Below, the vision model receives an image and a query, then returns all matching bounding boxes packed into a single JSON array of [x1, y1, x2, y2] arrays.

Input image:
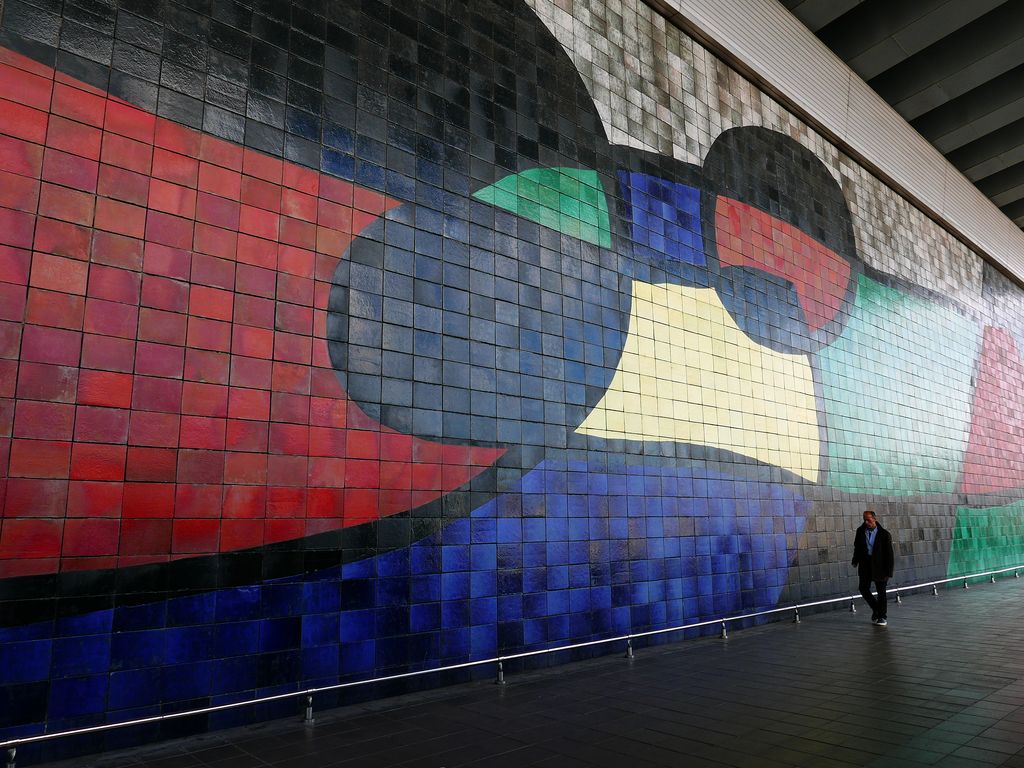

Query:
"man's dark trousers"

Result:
[[858, 564, 887, 620]]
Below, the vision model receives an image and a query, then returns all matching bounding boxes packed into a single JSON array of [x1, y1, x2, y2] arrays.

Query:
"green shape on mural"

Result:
[[818, 274, 981, 495], [948, 502, 1024, 577], [473, 167, 612, 248]]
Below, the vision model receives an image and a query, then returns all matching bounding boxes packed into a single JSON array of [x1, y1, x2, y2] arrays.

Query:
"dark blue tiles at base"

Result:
[[0, 640, 51, 684], [0, 460, 807, 744], [48, 675, 109, 719]]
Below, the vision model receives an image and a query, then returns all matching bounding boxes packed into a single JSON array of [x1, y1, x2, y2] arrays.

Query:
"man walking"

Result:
[[851, 510, 895, 625]]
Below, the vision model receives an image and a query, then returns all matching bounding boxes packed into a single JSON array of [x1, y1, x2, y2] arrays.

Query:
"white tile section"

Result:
[[656, 0, 1024, 282]]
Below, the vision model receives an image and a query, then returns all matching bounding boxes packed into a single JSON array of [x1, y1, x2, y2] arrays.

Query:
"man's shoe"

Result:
[[876, 618, 887, 626]]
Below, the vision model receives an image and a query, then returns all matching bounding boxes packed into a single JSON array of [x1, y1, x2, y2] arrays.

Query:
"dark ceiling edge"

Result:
[[639, 0, 1024, 293]]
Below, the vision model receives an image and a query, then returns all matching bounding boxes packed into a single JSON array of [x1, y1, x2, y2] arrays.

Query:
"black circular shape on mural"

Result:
[[700, 127, 861, 354]]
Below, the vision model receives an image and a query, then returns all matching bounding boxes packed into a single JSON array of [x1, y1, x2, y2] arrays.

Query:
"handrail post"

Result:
[[963, 578, 969, 589], [990, 574, 996, 584], [625, 638, 634, 659], [895, 591, 902, 605], [303, 695, 314, 726], [849, 601, 856, 613], [932, 584, 938, 596], [1016, 570, 1020, 578], [720, 621, 728, 639], [496, 661, 506, 686], [793, 607, 800, 624], [5, 747, 15, 768]]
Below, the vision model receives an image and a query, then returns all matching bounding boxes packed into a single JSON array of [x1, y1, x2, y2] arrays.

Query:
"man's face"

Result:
[[863, 512, 877, 529]]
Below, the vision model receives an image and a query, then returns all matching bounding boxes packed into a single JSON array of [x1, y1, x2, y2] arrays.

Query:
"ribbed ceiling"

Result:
[[783, 0, 1024, 230]]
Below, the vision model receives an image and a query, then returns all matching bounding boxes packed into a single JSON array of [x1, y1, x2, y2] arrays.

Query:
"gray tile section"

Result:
[[527, 0, 985, 300], [43, 577, 1024, 768]]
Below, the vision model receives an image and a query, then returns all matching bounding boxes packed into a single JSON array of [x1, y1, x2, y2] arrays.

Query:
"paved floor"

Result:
[[36, 578, 1024, 768]]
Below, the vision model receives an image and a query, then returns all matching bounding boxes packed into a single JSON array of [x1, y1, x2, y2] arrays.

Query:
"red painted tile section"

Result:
[[714, 197, 852, 332], [0, 46, 505, 577]]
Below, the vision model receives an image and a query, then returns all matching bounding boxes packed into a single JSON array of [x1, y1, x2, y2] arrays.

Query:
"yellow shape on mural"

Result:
[[576, 282, 821, 482]]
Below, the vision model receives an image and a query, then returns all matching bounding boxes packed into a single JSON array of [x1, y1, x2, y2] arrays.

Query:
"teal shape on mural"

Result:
[[948, 502, 1024, 577], [473, 167, 612, 248], [818, 274, 981, 495]]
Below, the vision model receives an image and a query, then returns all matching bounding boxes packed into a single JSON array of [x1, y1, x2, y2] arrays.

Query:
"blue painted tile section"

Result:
[[618, 172, 704, 266], [0, 460, 807, 739]]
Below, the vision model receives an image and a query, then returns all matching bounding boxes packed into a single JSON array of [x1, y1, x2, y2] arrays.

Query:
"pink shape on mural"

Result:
[[961, 326, 1024, 494]]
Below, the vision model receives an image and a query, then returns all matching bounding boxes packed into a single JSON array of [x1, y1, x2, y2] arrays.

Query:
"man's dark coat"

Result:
[[851, 523, 894, 582]]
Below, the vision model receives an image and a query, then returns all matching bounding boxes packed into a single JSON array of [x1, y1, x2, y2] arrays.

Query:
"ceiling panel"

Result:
[[786, 0, 1024, 232], [781, 0, 864, 33]]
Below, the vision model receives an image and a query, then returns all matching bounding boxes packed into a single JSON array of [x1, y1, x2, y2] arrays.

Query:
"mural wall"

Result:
[[2, 0, 1024, 757]]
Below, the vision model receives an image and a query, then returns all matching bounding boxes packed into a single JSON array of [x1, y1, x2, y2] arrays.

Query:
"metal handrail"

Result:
[[2, 563, 1021, 763]]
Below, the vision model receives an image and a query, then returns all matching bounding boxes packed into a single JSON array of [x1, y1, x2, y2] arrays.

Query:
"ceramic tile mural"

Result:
[[530, 0, 985, 300], [1, 0, 1024, 760]]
